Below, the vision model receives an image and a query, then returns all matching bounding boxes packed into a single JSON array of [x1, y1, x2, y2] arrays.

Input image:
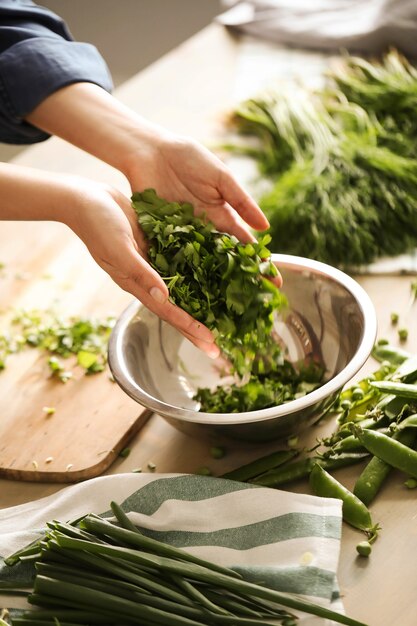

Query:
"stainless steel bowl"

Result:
[[108, 254, 377, 442]]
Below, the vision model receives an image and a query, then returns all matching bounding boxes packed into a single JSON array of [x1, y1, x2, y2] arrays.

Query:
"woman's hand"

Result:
[[66, 179, 221, 357], [124, 132, 271, 245], [24, 82, 282, 345], [26, 83, 272, 250], [0, 163, 219, 356], [26, 83, 280, 283]]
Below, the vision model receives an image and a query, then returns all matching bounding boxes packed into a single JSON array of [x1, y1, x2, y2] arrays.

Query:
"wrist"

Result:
[[0, 163, 82, 224], [118, 122, 172, 191], [26, 82, 172, 189]]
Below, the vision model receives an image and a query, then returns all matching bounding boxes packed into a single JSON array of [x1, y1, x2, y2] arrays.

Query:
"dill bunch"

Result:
[[227, 50, 417, 269]]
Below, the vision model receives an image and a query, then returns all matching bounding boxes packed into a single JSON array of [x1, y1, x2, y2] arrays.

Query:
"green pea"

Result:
[[287, 435, 299, 449], [351, 387, 365, 401], [370, 380, 417, 399], [404, 478, 417, 489], [340, 399, 352, 411], [210, 446, 226, 459], [371, 343, 410, 365], [330, 434, 366, 455], [398, 328, 408, 342], [390, 312, 399, 325], [195, 466, 212, 476], [356, 541, 372, 557]]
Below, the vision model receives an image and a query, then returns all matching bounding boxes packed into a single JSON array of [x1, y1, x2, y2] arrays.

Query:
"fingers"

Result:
[[132, 285, 220, 355], [271, 270, 283, 288], [179, 329, 221, 359], [217, 170, 270, 232], [205, 202, 256, 243], [115, 250, 219, 351]]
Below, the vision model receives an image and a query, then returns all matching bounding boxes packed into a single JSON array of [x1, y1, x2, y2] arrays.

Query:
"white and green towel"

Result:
[[0, 473, 344, 624]]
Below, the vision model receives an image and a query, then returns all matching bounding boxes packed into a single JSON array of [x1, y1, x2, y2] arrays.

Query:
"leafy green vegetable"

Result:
[[329, 50, 417, 159], [132, 190, 324, 413], [132, 188, 286, 378], [226, 50, 417, 269], [0, 309, 114, 381], [195, 361, 324, 413]]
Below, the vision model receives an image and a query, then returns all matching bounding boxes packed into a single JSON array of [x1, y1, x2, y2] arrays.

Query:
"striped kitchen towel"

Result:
[[0, 473, 343, 624]]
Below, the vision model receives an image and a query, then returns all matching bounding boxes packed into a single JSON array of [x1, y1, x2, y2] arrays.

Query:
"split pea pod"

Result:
[[392, 413, 417, 432], [351, 425, 417, 478], [353, 429, 417, 506], [395, 354, 417, 383], [309, 464, 378, 541]]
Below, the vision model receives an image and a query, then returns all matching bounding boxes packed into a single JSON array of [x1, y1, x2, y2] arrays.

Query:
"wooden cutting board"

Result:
[[0, 220, 152, 483]]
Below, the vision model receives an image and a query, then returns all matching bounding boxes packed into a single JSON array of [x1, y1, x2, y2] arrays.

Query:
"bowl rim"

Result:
[[108, 254, 377, 425]]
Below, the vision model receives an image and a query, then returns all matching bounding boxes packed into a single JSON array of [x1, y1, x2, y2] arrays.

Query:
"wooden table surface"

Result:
[[1, 23, 416, 626]]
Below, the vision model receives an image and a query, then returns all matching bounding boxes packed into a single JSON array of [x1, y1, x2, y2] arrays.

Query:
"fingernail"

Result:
[[150, 286, 167, 304], [207, 345, 221, 359]]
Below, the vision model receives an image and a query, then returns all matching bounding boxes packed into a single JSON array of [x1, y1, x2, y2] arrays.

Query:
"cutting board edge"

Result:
[[0, 409, 153, 483]]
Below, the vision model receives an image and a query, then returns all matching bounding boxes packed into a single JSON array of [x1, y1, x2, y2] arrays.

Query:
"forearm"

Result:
[[25, 82, 166, 181], [0, 162, 75, 223]]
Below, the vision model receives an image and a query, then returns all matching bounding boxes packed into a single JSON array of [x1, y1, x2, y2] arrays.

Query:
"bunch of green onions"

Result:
[[1, 502, 367, 626]]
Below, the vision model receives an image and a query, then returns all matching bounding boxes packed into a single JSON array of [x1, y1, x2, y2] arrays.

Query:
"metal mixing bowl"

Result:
[[108, 254, 377, 442]]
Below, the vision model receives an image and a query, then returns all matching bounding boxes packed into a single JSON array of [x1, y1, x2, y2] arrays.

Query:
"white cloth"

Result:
[[1, 472, 345, 624], [217, 0, 417, 56]]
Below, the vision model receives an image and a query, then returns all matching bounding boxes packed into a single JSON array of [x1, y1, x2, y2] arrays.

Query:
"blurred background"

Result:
[[0, 0, 222, 161], [41, 0, 222, 86]]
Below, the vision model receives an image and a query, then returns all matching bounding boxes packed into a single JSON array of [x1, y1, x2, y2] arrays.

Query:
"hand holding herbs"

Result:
[[132, 189, 283, 375], [1, 501, 368, 626], [132, 189, 323, 413]]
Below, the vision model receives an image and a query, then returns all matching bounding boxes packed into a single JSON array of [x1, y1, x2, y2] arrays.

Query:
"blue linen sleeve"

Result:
[[0, 0, 113, 145]]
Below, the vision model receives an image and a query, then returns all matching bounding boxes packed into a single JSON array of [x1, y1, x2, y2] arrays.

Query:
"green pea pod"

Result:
[[353, 429, 417, 506], [352, 426, 417, 478], [336, 414, 389, 439], [394, 413, 417, 432], [250, 453, 369, 488], [371, 344, 410, 365], [221, 449, 298, 482], [309, 464, 376, 536], [330, 434, 370, 454], [380, 395, 411, 420], [396, 355, 417, 383], [320, 453, 370, 471], [250, 458, 315, 487], [370, 380, 417, 399]]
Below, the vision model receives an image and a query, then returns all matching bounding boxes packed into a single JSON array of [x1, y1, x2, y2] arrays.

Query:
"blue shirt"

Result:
[[0, 0, 113, 144]]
